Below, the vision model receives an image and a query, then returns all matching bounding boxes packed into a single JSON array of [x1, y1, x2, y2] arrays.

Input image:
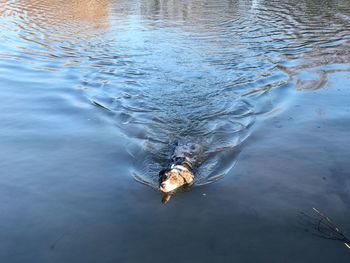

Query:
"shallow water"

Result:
[[0, 0, 350, 262]]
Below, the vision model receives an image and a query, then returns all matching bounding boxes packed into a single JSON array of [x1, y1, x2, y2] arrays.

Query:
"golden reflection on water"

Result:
[[0, 0, 112, 72], [0, 0, 110, 37], [0, 0, 109, 19]]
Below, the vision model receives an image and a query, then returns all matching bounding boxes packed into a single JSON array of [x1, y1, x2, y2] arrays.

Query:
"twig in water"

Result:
[[90, 99, 112, 112], [298, 207, 350, 249]]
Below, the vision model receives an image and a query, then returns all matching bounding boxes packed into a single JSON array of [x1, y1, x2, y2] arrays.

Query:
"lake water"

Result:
[[0, 0, 350, 262]]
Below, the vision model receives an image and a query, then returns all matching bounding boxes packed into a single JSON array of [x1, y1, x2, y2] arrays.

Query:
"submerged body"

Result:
[[159, 141, 202, 193]]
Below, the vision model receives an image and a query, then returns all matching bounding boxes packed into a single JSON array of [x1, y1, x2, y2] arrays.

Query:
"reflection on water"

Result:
[[0, 0, 109, 27], [1, 0, 350, 189]]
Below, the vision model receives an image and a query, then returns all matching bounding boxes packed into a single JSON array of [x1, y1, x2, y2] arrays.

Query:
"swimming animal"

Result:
[[159, 141, 202, 193]]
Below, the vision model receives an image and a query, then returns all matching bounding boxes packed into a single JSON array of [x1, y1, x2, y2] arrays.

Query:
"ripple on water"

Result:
[[0, 0, 350, 188]]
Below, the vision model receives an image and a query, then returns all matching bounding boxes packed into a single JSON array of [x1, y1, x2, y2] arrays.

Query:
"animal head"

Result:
[[159, 166, 194, 193]]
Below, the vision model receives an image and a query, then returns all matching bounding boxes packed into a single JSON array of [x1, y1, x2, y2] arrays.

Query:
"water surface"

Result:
[[0, 0, 350, 262]]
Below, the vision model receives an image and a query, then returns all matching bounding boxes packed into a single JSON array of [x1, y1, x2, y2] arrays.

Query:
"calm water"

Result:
[[1, 0, 350, 262]]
